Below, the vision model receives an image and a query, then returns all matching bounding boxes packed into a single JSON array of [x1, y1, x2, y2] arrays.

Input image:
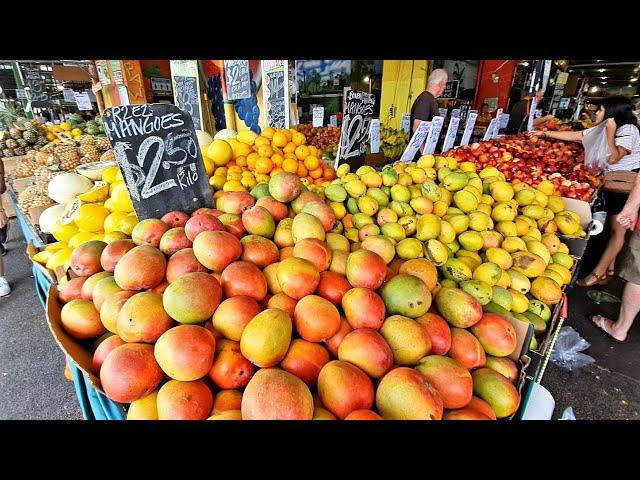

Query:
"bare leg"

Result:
[[578, 215, 626, 285], [592, 281, 640, 341]]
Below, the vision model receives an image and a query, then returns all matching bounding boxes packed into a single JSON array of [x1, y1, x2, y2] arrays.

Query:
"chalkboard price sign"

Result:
[[22, 67, 50, 106], [224, 60, 252, 101], [103, 103, 214, 220], [441, 80, 460, 100], [262, 60, 289, 129], [174, 76, 202, 130], [335, 90, 375, 168]]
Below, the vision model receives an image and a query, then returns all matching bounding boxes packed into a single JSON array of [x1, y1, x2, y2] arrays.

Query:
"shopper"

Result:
[[409, 68, 448, 135], [0, 158, 11, 297], [505, 89, 555, 134], [590, 171, 640, 342], [529, 96, 640, 286]]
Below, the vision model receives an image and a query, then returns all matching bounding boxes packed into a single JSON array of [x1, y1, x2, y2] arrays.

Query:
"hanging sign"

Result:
[[62, 89, 76, 102], [224, 60, 252, 100], [262, 60, 289, 128], [335, 90, 375, 168], [459, 111, 478, 146], [22, 66, 50, 106], [16, 89, 28, 100], [370, 118, 380, 154], [400, 121, 431, 163], [174, 76, 202, 130], [441, 117, 460, 153], [103, 103, 215, 220], [74, 92, 93, 111], [441, 80, 460, 99], [423, 115, 445, 154]]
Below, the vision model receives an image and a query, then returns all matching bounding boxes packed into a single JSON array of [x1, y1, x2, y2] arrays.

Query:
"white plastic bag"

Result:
[[582, 122, 611, 173], [550, 326, 595, 371], [559, 407, 576, 420]]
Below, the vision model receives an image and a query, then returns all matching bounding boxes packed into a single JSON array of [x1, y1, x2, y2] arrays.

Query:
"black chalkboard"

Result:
[[224, 60, 251, 100], [22, 67, 50, 107], [441, 80, 460, 100], [174, 76, 202, 130], [336, 90, 375, 169], [103, 103, 214, 220], [265, 69, 286, 128]]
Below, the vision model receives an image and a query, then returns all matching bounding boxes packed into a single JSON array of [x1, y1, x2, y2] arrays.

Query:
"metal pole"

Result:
[[11, 61, 33, 119]]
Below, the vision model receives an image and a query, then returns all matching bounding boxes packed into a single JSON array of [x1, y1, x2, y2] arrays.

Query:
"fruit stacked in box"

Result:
[[445, 132, 599, 202], [50, 140, 582, 420], [293, 125, 341, 163]]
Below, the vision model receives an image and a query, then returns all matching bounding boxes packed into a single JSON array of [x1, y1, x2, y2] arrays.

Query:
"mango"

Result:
[[459, 280, 493, 305]]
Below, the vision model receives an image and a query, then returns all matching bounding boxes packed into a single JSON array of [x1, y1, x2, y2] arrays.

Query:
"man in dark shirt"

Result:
[[505, 89, 554, 135], [410, 68, 448, 134]]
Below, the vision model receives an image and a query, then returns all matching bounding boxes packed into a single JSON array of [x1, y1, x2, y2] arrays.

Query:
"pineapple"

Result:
[[95, 136, 111, 152], [17, 138, 28, 148], [79, 144, 100, 162], [35, 151, 51, 165], [9, 127, 21, 140], [3, 148, 14, 157], [60, 153, 80, 171], [15, 157, 38, 178], [78, 134, 96, 146], [100, 149, 115, 162], [14, 147, 26, 156], [22, 129, 37, 144], [5, 138, 18, 149]]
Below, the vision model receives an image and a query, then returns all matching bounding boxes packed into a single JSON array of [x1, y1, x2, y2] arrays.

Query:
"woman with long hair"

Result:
[[529, 96, 640, 286]]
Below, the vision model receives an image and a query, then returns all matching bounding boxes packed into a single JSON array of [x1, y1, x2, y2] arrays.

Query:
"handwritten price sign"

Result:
[[400, 121, 431, 163], [335, 90, 375, 168]]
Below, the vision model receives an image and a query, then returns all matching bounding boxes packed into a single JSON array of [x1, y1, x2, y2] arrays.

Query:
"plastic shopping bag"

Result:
[[582, 122, 611, 173], [550, 326, 595, 372]]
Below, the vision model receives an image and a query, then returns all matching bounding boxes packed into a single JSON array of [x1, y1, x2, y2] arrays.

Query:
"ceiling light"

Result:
[[596, 60, 602, 62], [521, 61, 529, 67], [601, 82, 607, 85], [363, 76, 370, 83], [601, 76, 608, 79], [597, 69, 606, 73], [631, 78, 638, 82], [590, 86, 599, 93]]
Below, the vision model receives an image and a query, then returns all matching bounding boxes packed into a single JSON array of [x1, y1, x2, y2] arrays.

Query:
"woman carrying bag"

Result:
[[529, 96, 640, 286], [0, 157, 11, 297]]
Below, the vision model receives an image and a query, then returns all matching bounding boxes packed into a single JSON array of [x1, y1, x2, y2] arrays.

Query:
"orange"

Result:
[[271, 153, 284, 167], [255, 157, 274, 174], [297, 163, 308, 177], [307, 146, 319, 157], [257, 145, 273, 158], [254, 136, 271, 147], [235, 155, 247, 167], [284, 152, 297, 160], [282, 157, 298, 173], [309, 167, 323, 179], [272, 131, 289, 148], [292, 131, 306, 146], [283, 142, 296, 154], [323, 167, 336, 180], [304, 155, 320, 170], [282, 130, 293, 142], [246, 152, 259, 170], [295, 145, 310, 161], [271, 167, 283, 175], [272, 147, 284, 156], [262, 127, 276, 139]]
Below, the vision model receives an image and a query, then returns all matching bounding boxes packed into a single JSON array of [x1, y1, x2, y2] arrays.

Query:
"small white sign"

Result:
[[527, 98, 538, 132], [401, 113, 411, 133], [400, 121, 431, 163], [438, 108, 448, 119], [16, 89, 28, 100], [483, 119, 499, 140], [460, 112, 478, 146], [559, 97, 570, 109], [370, 119, 380, 154], [423, 115, 445, 154], [329, 115, 337, 127], [62, 88, 76, 102], [312, 106, 324, 127], [441, 117, 460, 153], [451, 109, 461, 118], [492, 109, 503, 139], [499, 113, 510, 129], [74, 91, 93, 111]]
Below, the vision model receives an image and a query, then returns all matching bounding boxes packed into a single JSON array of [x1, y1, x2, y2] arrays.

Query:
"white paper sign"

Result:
[[483, 119, 498, 140], [451, 109, 461, 118], [441, 117, 460, 153], [312, 106, 324, 127], [329, 115, 337, 127], [492, 109, 503, 139], [559, 98, 570, 109], [74, 91, 93, 111], [401, 113, 411, 133], [62, 89, 76, 102], [438, 108, 448, 119], [460, 112, 478, 146], [370, 119, 380, 154], [499, 113, 510, 129], [16, 89, 28, 100], [527, 98, 538, 132], [423, 116, 445, 155], [400, 121, 431, 163]]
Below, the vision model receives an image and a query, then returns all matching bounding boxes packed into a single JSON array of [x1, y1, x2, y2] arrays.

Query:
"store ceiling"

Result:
[[567, 60, 640, 87]]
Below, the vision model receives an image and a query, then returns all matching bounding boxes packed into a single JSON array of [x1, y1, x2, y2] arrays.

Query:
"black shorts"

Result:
[[0, 224, 7, 245]]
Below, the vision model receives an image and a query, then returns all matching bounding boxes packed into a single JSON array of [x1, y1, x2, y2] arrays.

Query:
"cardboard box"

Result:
[[1, 191, 15, 218], [26, 242, 58, 285], [603, 171, 636, 194], [1, 155, 24, 177], [10, 176, 34, 194], [560, 197, 593, 259]]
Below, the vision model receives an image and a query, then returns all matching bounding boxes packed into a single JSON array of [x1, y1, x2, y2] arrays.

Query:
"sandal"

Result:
[[576, 272, 605, 287], [589, 314, 627, 343]]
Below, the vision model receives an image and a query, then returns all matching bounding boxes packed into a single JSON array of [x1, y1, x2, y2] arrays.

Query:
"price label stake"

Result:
[[103, 103, 215, 220], [483, 118, 498, 141], [370, 119, 380, 154], [400, 121, 431, 163], [459, 112, 478, 146], [312, 106, 324, 127], [441, 117, 460, 153], [527, 98, 538, 132], [438, 108, 448, 119], [423, 116, 445, 154], [401, 113, 411, 133], [329, 115, 337, 127]]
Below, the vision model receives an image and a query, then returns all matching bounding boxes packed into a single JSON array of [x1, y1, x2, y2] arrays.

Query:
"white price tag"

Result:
[[62, 89, 76, 102], [499, 113, 510, 129], [527, 98, 538, 132], [492, 109, 503, 139], [451, 109, 461, 118], [483, 119, 498, 140], [438, 108, 448, 119], [370, 119, 380, 154], [329, 115, 337, 127], [312, 106, 324, 127], [423, 115, 445, 154], [400, 121, 431, 163], [74, 91, 93, 111], [459, 112, 478, 146], [401, 113, 411, 133], [441, 117, 460, 153]]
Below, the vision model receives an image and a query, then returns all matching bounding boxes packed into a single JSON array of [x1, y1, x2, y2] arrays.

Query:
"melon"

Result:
[[214, 129, 237, 141], [196, 130, 214, 149], [39, 204, 65, 233], [47, 173, 93, 204]]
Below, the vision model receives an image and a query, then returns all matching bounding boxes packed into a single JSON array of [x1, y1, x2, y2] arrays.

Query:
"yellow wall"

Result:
[[379, 60, 433, 130]]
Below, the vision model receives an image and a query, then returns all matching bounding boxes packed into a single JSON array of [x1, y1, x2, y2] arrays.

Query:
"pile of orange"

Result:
[[225, 127, 336, 188]]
